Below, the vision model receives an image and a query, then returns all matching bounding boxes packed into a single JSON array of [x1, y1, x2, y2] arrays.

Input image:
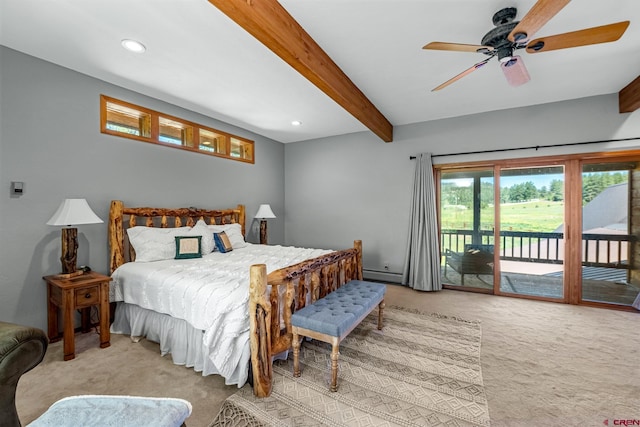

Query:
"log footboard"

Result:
[[249, 240, 363, 397]]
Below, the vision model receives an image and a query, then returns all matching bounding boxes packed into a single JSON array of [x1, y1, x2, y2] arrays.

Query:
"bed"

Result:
[[107, 200, 362, 397]]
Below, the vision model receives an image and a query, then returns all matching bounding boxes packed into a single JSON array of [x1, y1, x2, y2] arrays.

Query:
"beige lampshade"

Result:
[[46, 199, 103, 226]]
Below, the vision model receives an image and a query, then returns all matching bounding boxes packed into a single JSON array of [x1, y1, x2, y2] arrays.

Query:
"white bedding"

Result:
[[110, 243, 332, 386]]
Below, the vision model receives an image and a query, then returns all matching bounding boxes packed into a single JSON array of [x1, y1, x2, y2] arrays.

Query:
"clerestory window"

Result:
[[100, 95, 254, 164]]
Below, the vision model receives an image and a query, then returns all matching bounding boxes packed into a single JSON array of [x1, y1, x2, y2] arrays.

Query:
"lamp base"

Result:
[[259, 220, 268, 245], [58, 227, 80, 279]]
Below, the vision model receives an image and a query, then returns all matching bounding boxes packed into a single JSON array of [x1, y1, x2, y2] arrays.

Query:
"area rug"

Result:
[[210, 306, 490, 426]]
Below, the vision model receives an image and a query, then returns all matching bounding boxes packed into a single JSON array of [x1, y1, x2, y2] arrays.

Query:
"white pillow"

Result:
[[208, 223, 247, 249], [190, 220, 215, 255], [127, 226, 191, 262]]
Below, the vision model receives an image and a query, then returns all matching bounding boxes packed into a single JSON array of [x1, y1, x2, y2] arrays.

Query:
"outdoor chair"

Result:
[[444, 244, 494, 286]]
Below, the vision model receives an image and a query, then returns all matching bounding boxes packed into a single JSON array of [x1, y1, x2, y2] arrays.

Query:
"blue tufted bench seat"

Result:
[[291, 280, 386, 391]]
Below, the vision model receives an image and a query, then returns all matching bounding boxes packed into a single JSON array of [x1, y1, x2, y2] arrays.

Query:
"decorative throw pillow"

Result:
[[175, 236, 202, 259], [127, 226, 191, 262], [208, 223, 247, 249], [213, 231, 233, 253], [190, 220, 215, 255]]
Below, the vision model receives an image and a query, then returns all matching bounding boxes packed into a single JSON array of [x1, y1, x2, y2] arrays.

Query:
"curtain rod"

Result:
[[409, 136, 640, 160]]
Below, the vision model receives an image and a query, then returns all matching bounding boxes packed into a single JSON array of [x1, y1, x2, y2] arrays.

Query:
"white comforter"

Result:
[[110, 243, 332, 384]]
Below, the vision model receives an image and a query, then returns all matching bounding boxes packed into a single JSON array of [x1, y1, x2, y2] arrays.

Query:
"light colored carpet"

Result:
[[210, 306, 490, 426], [386, 286, 640, 427], [15, 285, 640, 426], [16, 332, 238, 427]]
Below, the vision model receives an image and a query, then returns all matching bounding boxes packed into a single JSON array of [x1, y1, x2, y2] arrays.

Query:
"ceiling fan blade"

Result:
[[423, 42, 493, 53], [432, 59, 491, 91], [526, 21, 630, 53], [508, 0, 571, 43]]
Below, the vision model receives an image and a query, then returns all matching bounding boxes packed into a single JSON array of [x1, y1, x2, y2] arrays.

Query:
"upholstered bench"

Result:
[[28, 395, 192, 427], [291, 280, 386, 392]]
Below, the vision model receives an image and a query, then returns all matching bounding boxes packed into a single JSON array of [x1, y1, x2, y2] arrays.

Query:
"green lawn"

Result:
[[441, 200, 564, 233]]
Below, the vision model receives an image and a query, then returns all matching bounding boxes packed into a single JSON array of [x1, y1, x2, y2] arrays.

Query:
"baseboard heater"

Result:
[[363, 269, 403, 284]]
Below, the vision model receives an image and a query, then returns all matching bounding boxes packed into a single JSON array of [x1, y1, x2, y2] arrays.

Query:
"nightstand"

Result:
[[44, 271, 111, 360]]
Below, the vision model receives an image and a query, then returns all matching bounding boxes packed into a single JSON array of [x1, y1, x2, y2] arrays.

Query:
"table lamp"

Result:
[[47, 199, 103, 278], [255, 204, 276, 245]]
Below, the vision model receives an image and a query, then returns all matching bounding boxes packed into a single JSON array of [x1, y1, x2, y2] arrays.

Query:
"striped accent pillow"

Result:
[[213, 231, 233, 253]]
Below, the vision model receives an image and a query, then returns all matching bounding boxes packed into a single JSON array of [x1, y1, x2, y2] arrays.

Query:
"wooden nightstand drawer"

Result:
[[74, 285, 100, 307]]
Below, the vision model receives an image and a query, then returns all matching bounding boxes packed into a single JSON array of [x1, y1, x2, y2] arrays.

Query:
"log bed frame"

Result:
[[108, 200, 362, 397]]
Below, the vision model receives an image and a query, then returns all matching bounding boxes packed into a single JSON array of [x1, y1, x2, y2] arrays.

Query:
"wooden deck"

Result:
[[441, 266, 640, 306]]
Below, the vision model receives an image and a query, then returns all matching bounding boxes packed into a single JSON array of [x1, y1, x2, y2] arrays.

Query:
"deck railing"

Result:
[[441, 229, 635, 269]]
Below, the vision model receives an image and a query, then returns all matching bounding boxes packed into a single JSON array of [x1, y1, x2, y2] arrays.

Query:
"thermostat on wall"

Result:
[[11, 181, 24, 195]]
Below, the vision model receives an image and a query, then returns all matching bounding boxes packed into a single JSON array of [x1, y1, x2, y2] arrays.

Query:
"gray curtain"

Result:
[[402, 153, 442, 291]]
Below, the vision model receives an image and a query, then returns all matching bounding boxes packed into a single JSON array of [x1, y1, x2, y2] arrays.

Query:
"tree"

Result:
[[582, 171, 628, 204], [505, 181, 538, 202], [441, 182, 473, 208], [548, 179, 563, 201], [500, 186, 510, 203], [480, 181, 494, 208], [538, 185, 548, 200], [523, 181, 538, 201], [582, 174, 603, 204]]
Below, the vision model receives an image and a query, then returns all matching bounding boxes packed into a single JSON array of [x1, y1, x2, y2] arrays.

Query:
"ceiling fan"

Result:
[[423, 0, 630, 91]]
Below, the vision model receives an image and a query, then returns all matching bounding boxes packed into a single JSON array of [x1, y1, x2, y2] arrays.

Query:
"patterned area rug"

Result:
[[210, 306, 490, 426]]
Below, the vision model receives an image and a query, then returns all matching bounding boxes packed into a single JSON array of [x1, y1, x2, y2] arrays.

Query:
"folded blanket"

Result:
[[28, 395, 192, 427]]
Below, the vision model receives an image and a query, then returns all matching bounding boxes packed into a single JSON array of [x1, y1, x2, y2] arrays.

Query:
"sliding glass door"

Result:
[[440, 169, 494, 290], [498, 166, 565, 300], [437, 152, 640, 310], [580, 161, 639, 306]]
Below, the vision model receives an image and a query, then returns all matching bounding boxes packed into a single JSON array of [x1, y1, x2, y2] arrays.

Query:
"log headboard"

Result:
[[108, 200, 245, 274]]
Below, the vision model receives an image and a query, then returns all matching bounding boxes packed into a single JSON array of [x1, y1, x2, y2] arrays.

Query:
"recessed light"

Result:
[[291, 120, 302, 126], [121, 39, 146, 53]]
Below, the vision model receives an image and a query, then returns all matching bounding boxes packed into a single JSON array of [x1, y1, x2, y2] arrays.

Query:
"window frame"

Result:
[[100, 95, 255, 164]]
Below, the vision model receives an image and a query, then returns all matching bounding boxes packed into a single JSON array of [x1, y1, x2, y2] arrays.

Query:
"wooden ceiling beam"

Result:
[[208, 0, 393, 142], [619, 75, 640, 113]]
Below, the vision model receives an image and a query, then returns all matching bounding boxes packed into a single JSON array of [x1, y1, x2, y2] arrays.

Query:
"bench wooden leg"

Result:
[[292, 331, 301, 378], [330, 338, 340, 392], [377, 300, 385, 330]]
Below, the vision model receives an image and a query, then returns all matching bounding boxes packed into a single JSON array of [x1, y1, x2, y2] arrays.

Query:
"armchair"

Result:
[[0, 321, 48, 427]]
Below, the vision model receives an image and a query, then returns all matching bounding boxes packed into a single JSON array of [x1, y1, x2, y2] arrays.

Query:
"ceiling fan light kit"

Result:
[[423, 0, 630, 90], [501, 56, 531, 87]]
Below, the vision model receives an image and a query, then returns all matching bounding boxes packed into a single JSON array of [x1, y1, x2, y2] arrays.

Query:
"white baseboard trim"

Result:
[[363, 269, 403, 284]]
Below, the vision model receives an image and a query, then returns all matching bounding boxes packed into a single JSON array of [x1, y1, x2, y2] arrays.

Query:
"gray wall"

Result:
[[3, 44, 640, 329], [284, 94, 640, 280], [0, 47, 285, 329]]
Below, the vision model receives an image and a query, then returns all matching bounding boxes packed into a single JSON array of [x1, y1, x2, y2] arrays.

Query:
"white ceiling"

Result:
[[1, 0, 639, 143]]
